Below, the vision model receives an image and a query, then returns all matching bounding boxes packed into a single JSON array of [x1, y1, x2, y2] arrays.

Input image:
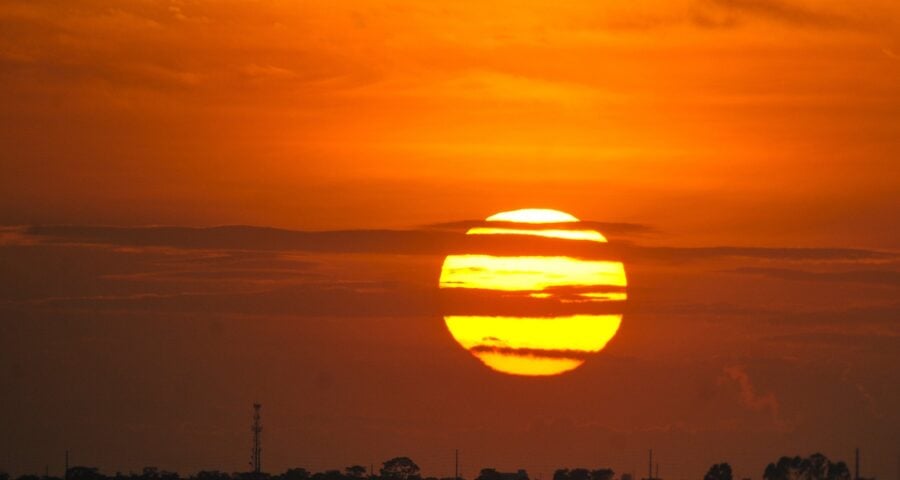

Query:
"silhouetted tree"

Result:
[[345, 467, 367, 479], [705, 464, 732, 480], [476, 470, 526, 480], [18, 475, 41, 480], [68, 467, 103, 480], [590, 469, 614, 480], [478, 470, 500, 480], [194, 471, 231, 480], [828, 464, 850, 480], [281, 469, 310, 480], [809, 455, 850, 480], [553, 468, 612, 480], [380, 458, 420, 480], [142, 469, 161, 480], [310, 471, 343, 480], [569, 470, 590, 480], [763, 454, 850, 480]]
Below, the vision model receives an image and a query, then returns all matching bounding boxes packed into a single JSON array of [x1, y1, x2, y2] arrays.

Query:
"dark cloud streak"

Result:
[[23, 225, 895, 262], [729, 267, 900, 286]]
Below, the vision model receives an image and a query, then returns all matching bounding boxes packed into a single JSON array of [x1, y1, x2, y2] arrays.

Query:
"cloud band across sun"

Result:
[[439, 209, 627, 376]]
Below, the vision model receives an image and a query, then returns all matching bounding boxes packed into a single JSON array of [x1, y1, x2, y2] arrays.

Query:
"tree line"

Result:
[[0, 453, 857, 480]]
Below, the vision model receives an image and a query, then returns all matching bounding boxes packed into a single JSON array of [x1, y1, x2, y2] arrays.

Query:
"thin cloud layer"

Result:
[[22, 225, 896, 262], [729, 267, 900, 286], [692, 0, 856, 29]]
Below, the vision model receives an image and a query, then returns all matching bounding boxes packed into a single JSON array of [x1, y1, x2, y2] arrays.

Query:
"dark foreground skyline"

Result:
[[1, 452, 870, 480]]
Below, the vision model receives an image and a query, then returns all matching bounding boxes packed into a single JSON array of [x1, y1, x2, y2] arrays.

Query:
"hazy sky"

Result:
[[0, 1, 898, 480]]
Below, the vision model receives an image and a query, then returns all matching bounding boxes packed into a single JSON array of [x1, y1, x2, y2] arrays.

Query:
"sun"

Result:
[[439, 208, 627, 376]]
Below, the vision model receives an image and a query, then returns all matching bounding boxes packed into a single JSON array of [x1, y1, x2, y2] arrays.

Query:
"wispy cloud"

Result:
[[22, 225, 895, 262], [23, 281, 437, 317], [692, 0, 855, 29], [728, 267, 900, 286], [883, 48, 900, 60], [424, 220, 655, 235]]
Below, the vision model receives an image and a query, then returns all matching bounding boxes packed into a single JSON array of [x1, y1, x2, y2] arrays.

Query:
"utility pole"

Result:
[[250, 403, 262, 475]]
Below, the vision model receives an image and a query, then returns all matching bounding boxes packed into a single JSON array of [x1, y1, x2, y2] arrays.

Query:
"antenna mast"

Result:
[[251, 403, 262, 475]]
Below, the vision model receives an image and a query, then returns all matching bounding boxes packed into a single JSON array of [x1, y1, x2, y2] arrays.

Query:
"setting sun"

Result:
[[439, 209, 627, 376], [485, 209, 580, 224]]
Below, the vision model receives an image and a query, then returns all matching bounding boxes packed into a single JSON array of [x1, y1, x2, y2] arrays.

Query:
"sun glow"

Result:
[[439, 209, 627, 376], [474, 352, 585, 377], [467, 227, 607, 243], [486, 208, 579, 224], [440, 255, 626, 291], [445, 315, 622, 352], [444, 315, 622, 376]]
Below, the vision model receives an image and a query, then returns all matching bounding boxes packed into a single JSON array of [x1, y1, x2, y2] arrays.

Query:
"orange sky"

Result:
[[1, 0, 899, 246], [1, 1, 899, 480]]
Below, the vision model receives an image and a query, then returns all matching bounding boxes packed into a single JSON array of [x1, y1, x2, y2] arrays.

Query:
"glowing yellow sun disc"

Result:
[[439, 209, 627, 376]]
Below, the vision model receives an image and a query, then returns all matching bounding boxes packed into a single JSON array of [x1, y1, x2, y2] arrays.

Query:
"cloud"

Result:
[[7, 224, 896, 326], [0, 0, 381, 104], [721, 365, 781, 419], [728, 267, 900, 286], [883, 48, 900, 60], [23, 225, 895, 263], [241, 63, 299, 80], [623, 245, 894, 262], [765, 303, 900, 328], [424, 219, 655, 236], [0, 226, 37, 246], [761, 331, 900, 350], [24, 225, 461, 254], [692, 0, 853, 29], [22, 281, 439, 317], [853, 381, 885, 419]]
